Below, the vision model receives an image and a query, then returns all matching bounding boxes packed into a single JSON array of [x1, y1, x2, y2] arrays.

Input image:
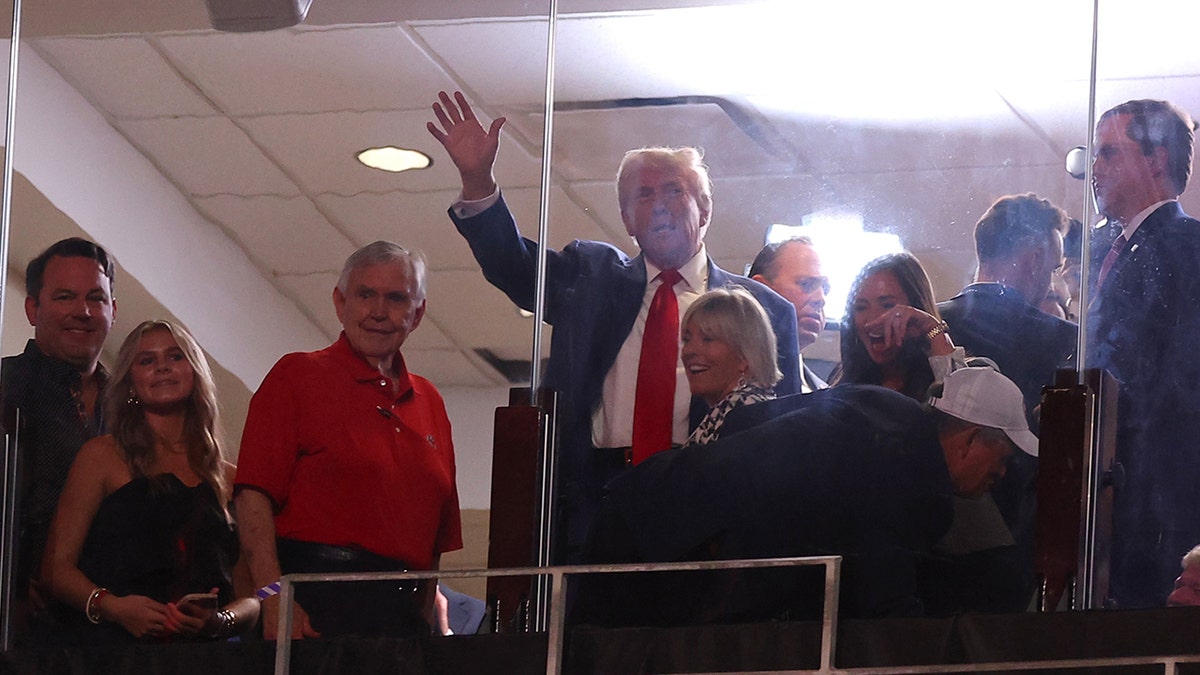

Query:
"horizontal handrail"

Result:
[[274, 555, 842, 675]]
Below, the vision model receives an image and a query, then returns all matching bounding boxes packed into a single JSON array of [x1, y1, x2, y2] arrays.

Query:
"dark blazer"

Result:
[[1087, 200, 1200, 608], [585, 385, 954, 620], [939, 283, 1076, 420], [450, 195, 801, 558]]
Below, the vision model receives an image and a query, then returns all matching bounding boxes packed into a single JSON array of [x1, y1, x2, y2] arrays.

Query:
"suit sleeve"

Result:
[[448, 192, 576, 326]]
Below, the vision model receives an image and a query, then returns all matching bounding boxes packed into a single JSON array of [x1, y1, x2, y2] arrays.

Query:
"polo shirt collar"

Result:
[[332, 332, 414, 396]]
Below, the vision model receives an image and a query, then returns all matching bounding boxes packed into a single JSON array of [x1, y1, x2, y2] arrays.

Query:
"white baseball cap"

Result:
[[929, 366, 1039, 457]]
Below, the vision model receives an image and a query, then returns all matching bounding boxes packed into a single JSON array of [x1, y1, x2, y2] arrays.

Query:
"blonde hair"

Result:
[[105, 320, 227, 499], [682, 287, 781, 388], [616, 146, 713, 218]]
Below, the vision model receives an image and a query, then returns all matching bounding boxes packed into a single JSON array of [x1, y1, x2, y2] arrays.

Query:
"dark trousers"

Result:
[[275, 538, 429, 638]]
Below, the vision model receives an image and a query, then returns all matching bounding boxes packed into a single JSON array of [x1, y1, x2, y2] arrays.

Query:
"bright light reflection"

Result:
[[356, 147, 432, 173], [564, 0, 1094, 125], [766, 210, 903, 324]]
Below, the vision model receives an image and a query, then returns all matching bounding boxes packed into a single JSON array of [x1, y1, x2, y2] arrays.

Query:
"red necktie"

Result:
[[631, 269, 683, 465], [1095, 233, 1127, 289]]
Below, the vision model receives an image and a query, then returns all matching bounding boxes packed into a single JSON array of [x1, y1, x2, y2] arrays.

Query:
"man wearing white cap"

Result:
[[582, 366, 1035, 622]]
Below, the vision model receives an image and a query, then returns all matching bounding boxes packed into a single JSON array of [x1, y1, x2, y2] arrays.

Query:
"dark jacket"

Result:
[[1087, 200, 1200, 608], [586, 385, 954, 620]]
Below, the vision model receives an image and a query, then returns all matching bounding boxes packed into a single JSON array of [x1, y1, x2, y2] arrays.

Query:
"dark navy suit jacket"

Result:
[[450, 195, 801, 558], [586, 385, 954, 620], [939, 283, 1076, 420], [1087, 200, 1200, 608]]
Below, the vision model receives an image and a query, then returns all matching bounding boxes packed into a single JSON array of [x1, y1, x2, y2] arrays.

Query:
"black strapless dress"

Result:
[[63, 474, 238, 644]]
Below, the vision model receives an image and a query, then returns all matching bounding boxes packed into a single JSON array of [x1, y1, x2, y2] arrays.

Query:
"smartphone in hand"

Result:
[[177, 592, 218, 618]]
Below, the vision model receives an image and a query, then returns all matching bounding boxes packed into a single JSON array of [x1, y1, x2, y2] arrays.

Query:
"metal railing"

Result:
[[274, 555, 842, 675], [272, 556, 1200, 675]]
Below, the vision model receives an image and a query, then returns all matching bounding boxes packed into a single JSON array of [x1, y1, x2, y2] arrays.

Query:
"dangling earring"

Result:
[[127, 389, 140, 406]]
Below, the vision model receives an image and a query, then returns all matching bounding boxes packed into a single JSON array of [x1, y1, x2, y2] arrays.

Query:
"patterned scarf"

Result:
[[684, 381, 775, 447]]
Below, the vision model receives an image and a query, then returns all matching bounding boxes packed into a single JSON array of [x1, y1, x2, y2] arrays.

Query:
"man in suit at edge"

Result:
[[930, 194, 1076, 613], [427, 90, 801, 562], [1088, 99, 1200, 608], [749, 237, 830, 392], [940, 194, 1077, 423]]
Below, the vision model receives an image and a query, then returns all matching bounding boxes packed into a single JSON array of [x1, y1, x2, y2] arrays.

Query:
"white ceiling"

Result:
[[5, 0, 1200, 402]]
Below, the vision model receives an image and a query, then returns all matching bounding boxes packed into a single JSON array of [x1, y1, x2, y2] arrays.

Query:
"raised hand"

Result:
[[427, 90, 506, 200], [862, 305, 943, 349]]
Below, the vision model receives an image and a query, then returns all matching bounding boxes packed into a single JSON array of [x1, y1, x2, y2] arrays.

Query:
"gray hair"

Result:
[[337, 241, 427, 300], [682, 287, 781, 388]]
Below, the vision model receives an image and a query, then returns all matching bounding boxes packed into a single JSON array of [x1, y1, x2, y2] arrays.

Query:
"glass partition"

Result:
[[6, 0, 1200, 655], [0, 0, 553, 643], [544, 0, 1097, 622], [1, 0, 19, 651], [1087, 0, 1200, 610]]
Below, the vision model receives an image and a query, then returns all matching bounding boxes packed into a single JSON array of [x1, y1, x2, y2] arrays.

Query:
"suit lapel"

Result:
[[1104, 203, 1176, 293], [706, 258, 729, 290]]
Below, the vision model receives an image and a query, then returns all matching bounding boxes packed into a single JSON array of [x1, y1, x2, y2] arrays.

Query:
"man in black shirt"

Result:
[[2, 238, 116, 640]]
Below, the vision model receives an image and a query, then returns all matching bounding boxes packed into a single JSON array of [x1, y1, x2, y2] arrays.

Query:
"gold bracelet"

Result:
[[925, 321, 950, 341]]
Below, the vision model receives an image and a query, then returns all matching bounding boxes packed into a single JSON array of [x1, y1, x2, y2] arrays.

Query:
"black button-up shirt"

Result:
[[2, 339, 107, 582]]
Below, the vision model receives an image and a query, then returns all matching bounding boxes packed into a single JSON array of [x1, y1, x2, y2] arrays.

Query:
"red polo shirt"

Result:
[[235, 334, 462, 569]]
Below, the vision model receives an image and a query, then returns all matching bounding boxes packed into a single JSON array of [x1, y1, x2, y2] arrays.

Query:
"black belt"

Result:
[[595, 445, 681, 468], [276, 538, 414, 583], [596, 446, 634, 467], [274, 539, 425, 637]]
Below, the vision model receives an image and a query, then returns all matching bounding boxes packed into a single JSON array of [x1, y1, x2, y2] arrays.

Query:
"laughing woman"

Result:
[[832, 253, 962, 400], [41, 320, 258, 644], [680, 288, 781, 446]]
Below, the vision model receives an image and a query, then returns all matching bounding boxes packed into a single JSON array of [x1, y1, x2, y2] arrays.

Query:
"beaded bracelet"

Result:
[[85, 587, 109, 624]]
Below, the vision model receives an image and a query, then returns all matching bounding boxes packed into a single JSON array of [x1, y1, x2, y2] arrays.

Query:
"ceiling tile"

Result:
[[156, 25, 459, 116], [422, 270, 548, 357], [240, 109, 543, 196], [33, 35, 219, 119], [315, 188, 483, 270], [193, 194, 357, 274], [412, 19, 550, 106], [401, 349, 502, 388], [271, 271, 342, 342], [116, 116, 300, 196], [316, 184, 618, 272]]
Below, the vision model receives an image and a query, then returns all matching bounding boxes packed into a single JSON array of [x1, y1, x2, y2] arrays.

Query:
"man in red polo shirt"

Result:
[[234, 241, 462, 639]]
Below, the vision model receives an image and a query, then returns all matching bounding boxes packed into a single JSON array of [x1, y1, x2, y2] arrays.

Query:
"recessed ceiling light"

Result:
[[356, 146, 432, 173]]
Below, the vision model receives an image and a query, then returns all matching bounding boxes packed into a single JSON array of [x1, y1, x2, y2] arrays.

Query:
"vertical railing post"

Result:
[[273, 578, 295, 675]]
